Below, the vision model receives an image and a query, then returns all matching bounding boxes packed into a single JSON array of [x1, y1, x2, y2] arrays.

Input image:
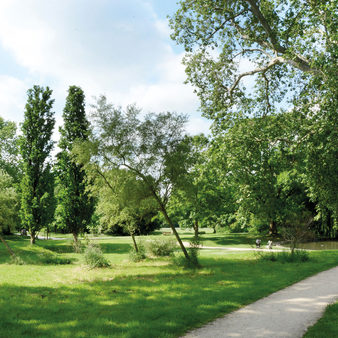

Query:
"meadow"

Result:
[[1, 230, 337, 337]]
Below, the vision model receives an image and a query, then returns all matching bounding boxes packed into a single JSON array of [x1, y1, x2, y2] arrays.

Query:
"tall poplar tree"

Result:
[[19, 86, 55, 244], [55, 86, 94, 242]]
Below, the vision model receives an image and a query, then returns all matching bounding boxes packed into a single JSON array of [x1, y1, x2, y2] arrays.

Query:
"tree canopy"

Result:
[[74, 97, 194, 261]]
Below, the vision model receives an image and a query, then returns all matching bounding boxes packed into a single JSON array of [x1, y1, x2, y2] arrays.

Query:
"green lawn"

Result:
[[304, 302, 338, 338], [0, 233, 337, 337]]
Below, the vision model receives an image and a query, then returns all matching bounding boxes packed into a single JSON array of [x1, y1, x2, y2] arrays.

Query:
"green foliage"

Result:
[[258, 250, 310, 263], [84, 242, 110, 268], [168, 134, 233, 235], [0, 116, 20, 182], [91, 168, 160, 236], [9, 255, 25, 265], [0, 170, 19, 234], [129, 241, 146, 262], [55, 86, 94, 242], [148, 237, 176, 257], [19, 85, 55, 243], [73, 98, 192, 261], [170, 0, 338, 238]]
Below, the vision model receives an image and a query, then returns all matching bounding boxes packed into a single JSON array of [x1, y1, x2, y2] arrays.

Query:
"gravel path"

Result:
[[184, 266, 338, 338]]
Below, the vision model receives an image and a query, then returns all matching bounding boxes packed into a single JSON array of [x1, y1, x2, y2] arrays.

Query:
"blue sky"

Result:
[[0, 0, 211, 139]]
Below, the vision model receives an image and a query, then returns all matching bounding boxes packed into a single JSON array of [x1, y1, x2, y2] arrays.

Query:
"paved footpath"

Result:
[[184, 266, 338, 338]]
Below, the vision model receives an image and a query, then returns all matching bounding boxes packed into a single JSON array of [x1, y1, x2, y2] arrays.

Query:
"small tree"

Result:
[[92, 168, 156, 252], [19, 86, 55, 244], [55, 86, 94, 242], [280, 213, 315, 254], [74, 98, 192, 262]]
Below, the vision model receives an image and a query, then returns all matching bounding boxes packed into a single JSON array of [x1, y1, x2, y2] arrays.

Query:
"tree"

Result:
[[92, 168, 158, 252], [168, 135, 230, 237], [0, 170, 19, 257], [55, 86, 94, 242], [19, 86, 55, 244], [170, 0, 337, 231], [213, 114, 314, 235], [74, 97, 193, 262], [0, 117, 20, 180]]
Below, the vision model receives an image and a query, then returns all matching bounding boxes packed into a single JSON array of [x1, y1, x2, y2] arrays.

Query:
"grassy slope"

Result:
[[0, 234, 337, 338]]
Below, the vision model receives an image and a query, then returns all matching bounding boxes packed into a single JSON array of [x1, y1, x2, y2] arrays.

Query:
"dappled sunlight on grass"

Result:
[[0, 234, 337, 337]]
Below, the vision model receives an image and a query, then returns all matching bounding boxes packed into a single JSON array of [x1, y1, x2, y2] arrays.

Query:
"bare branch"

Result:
[[229, 57, 283, 98], [231, 48, 272, 59], [262, 72, 270, 115]]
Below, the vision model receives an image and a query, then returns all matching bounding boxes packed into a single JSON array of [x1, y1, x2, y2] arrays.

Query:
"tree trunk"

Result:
[[131, 234, 138, 253], [0, 234, 16, 257], [159, 203, 190, 261], [193, 219, 199, 238], [30, 231, 36, 244], [73, 232, 78, 243], [269, 220, 277, 236]]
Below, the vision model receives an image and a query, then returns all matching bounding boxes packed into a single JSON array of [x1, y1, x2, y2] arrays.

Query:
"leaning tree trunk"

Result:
[[157, 201, 191, 262], [0, 233, 16, 257], [131, 233, 139, 253]]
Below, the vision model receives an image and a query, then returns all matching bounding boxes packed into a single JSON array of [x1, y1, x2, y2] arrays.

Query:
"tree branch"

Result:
[[229, 57, 283, 98]]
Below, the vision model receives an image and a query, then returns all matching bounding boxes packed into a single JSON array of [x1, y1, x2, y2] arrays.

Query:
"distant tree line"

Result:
[[1, 1, 337, 260]]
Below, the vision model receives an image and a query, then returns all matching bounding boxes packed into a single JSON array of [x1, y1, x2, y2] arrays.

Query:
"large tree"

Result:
[[170, 0, 338, 230], [74, 97, 193, 262], [213, 114, 313, 235], [55, 86, 94, 242], [19, 86, 55, 244]]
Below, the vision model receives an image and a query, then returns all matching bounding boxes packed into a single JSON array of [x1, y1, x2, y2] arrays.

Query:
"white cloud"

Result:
[[0, 0, 203, 136], [0, 75, 27, 124], [186, 116, 212, 136]]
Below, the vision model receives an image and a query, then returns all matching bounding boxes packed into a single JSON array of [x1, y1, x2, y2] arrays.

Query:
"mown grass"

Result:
[[304, 302, 338, 338], [0, 233, 337, 337]]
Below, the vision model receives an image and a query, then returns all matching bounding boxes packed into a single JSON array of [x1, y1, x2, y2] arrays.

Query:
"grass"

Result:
[[304, 302, 338, 337], [0, 232, 337, 337]]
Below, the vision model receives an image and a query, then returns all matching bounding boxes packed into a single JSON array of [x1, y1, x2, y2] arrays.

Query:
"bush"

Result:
[[9, 256, 25, 265], [148, 238, 176, 257], [129, 241, 146, 262], [84, 242, 110, 268], [173, 238, 201, 269], [258, 250, 310, 263], [72, 239, 83, 253]]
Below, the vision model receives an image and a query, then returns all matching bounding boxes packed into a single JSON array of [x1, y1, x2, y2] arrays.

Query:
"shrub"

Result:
[[129, 241, 146, 262], [173, 238, 201, 269], [148, 238, 176, 257], [9, 256, 25, 265], [72, 239, 83, 253], [84, 242, 110, 268], [258, 250, 310, 263]]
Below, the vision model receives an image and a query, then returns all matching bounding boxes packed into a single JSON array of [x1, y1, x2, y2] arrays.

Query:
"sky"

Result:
[[0, 0, 211, 141]]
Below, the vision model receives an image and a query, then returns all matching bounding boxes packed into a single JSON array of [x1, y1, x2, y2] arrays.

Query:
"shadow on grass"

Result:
[[1, 252, 337, 338], [182, 233, 257, 247]]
